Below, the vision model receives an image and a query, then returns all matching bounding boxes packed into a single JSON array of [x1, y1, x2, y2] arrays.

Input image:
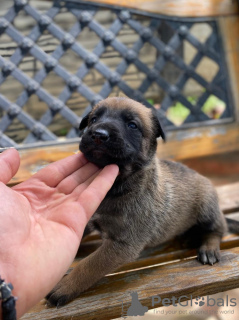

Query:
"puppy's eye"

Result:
[[91, 117, 97, 124], [128, 121, 137, 129]]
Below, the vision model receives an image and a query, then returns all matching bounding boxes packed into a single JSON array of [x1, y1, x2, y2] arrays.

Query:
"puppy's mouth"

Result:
[[86, 145, 112, 160], [80, 138, 133, 167]]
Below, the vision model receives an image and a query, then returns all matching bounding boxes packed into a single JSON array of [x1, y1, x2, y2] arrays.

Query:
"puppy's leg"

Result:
[[197, 198, 226, 265], [46, 239, 141, 307], [197, 232, 222, 265]]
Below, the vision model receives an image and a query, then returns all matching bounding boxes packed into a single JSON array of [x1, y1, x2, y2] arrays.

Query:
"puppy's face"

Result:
[[79, 97, 165, 169]]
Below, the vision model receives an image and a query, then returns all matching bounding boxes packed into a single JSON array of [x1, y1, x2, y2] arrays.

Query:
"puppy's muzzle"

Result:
[[90, 128, 109, 145]]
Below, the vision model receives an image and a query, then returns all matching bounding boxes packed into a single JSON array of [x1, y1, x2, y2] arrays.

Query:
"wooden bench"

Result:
[[0, 0, 239, 319]]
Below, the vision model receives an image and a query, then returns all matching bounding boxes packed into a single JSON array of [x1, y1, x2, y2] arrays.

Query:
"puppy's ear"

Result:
[[79, 113, 90, 135], [151, 108, 166, 141]]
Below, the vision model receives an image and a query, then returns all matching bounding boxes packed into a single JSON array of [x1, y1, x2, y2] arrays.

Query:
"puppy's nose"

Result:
[[91, 129, 109, 144]]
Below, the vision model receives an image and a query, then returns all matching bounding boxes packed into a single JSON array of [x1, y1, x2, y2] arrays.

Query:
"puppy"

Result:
[[47, 97, 227, 307]]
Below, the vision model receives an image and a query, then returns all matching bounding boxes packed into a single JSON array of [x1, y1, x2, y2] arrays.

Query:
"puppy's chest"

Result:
[[89, 212, 128, 240], [88, 191, 162, 242], [89, 195, 146, 239]]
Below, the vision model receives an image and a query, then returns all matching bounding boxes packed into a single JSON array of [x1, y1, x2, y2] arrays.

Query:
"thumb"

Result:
[[0, 148, 20, 184]]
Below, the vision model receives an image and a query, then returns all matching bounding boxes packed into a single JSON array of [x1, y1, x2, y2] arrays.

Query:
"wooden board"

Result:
[[182, 151, 239, 186], [217, 182, 239, 213], [72, 232, 239, 273], [157, 123, 239, 161], [8, 142, 80, 186], [21, 247, 239, 320], [83, 0, 239, 17]]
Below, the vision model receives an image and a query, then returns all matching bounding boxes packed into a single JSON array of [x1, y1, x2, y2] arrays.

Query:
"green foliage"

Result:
[[167, 100, 191, 126], [166, 95, 225, 125], [147, 94, 225, 125], [58, 128, 68, 136], [201, 95, 226, 116], [147, 98, 155, 105]]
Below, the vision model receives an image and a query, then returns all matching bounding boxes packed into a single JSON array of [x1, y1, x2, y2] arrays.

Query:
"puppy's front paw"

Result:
[[46, 275, 79, 307], [197, 246, 221, 265]]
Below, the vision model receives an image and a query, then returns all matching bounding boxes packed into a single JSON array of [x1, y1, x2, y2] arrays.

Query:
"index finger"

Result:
[[77, 164, 119, 220], [32, 152, 89, 187]]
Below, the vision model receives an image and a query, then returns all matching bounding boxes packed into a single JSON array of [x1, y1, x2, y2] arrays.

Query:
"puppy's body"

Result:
[[47, 97, 226, 306], [90, 158, 225, 248]]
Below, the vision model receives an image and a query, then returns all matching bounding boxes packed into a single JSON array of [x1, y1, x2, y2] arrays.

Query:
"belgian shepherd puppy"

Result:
[[47, 97, 227, 307]]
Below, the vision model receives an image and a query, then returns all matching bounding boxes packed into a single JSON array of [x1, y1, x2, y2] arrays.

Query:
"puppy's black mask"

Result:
[[79, 98, 165, 170]]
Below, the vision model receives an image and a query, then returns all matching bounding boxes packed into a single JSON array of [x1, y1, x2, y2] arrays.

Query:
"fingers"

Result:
[[0, 148, 20, 184], [71, 168, 104, 196], [57, 162, 100, 194], [77, 164, 119, 220], [32, 153, 88, 187]]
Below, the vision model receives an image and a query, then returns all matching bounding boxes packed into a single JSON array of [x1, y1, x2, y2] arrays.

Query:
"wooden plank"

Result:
[[182, 151, 239, 186], [21, 247, 239, 320], [72, 234, 239, 273], [183, 151, 239, 177], [217, 182, 239, 213], [83, 0, 239, 17], [8, 142, 80, 186], [226, 212, 239, 221], [158, 123, 239, 161]]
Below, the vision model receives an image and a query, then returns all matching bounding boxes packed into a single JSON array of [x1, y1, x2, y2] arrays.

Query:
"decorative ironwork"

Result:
[[0, 0, 234, 147]]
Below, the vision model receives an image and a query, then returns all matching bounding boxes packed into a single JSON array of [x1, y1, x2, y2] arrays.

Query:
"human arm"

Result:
[[0, 149, 118, 319]]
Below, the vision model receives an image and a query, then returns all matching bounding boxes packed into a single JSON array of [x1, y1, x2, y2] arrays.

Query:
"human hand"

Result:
[[0, 149, 118, 318]]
